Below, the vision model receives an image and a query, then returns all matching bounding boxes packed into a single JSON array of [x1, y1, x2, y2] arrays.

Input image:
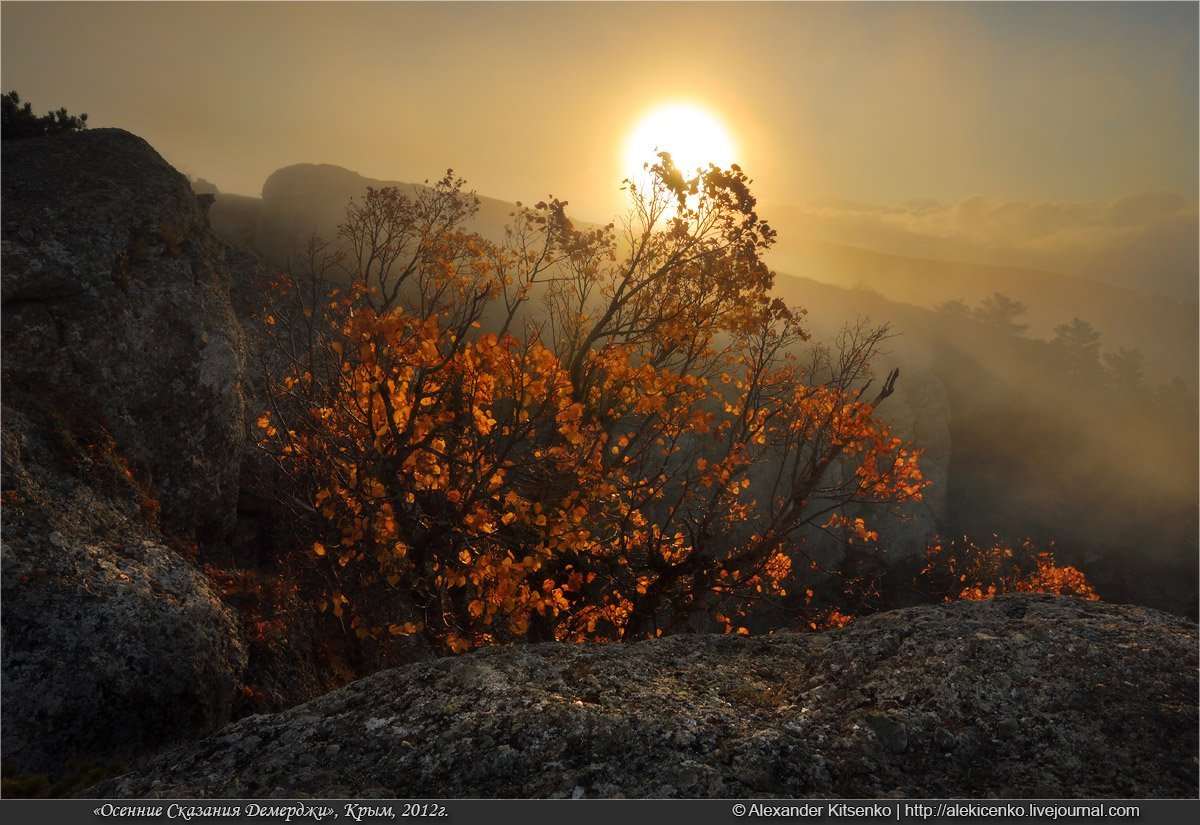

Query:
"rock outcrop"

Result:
[[3, 128, 247, 540], [92, 595, 1198, 799], [210, 162, 520, 267], [1, 129, 251, 776], [0, 408, 247, 777]]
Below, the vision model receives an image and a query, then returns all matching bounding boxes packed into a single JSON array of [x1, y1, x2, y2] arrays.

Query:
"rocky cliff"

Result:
[[92, 595, 1197, 799], [2, 129, 251, 776], [3, 128, 247, 539]]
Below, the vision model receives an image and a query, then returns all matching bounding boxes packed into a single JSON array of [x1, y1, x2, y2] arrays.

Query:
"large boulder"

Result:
[[91, 595, 1197, 798], [0, 407, 247, 777], [1, 129, 252, 778], [2, 128, 247, 540]]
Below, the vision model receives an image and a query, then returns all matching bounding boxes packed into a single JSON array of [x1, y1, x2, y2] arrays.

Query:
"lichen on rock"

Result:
[[2, 128, 247, 540], [90, 595, 1198, 799], [1, 128, 253, 778], [0, 406, 247, 777]]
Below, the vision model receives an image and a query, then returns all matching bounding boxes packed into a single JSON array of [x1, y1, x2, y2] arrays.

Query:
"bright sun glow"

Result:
[[623, 103, 737, 184]]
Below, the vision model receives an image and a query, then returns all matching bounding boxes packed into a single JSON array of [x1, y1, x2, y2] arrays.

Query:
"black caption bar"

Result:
[[0, 799, 1193, 825]]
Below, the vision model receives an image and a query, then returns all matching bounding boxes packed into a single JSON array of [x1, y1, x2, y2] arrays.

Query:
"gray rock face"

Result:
[[1, 407, 247, 776], [92, 595, 1197, 799], [1, 129, 252, 776], [2, 128, 247, 540]]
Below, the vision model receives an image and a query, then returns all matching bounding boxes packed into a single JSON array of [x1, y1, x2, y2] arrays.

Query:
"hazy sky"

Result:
[[3, 2, 1197, 228]]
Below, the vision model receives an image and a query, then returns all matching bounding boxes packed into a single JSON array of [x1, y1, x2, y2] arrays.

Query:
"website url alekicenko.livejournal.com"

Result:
[[730, 802, 1142, 818]]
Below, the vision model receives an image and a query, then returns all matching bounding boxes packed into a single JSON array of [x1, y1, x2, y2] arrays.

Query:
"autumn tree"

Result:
[[255, 155, 927, 652]]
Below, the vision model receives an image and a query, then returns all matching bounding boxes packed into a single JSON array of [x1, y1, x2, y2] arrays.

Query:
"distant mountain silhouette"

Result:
[[211, 163, 1194, 389], [768, 238, 1196, 388], [764, 194, 1199, 304], [211, 163, 524, 269]]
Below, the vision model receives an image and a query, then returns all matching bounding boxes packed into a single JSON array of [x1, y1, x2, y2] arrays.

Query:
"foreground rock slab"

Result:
[[93, 595, 1197, 798]]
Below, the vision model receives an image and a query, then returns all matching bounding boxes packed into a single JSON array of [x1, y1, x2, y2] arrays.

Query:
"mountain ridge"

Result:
[[208, 162, 1196, 387]]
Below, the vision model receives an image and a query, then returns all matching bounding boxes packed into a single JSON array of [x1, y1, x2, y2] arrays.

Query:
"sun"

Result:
[[623, 103, 737, 184]]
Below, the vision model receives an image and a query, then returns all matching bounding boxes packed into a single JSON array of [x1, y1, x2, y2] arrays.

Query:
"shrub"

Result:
[[256, 156, 927, 652], [2, 91, 87, 140]]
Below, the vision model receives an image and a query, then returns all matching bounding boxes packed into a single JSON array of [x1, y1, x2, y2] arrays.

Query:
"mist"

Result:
[[766, 192, 1199, 302], [772, 276, 1198, 614], [199, 157, 1198, 617]]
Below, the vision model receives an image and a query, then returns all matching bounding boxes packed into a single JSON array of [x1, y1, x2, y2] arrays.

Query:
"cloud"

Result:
[[767, 192, 1198, 301]]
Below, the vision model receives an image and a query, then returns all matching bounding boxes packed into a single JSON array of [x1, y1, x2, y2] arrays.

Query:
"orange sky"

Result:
[[2, 1, 1196, 290]]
